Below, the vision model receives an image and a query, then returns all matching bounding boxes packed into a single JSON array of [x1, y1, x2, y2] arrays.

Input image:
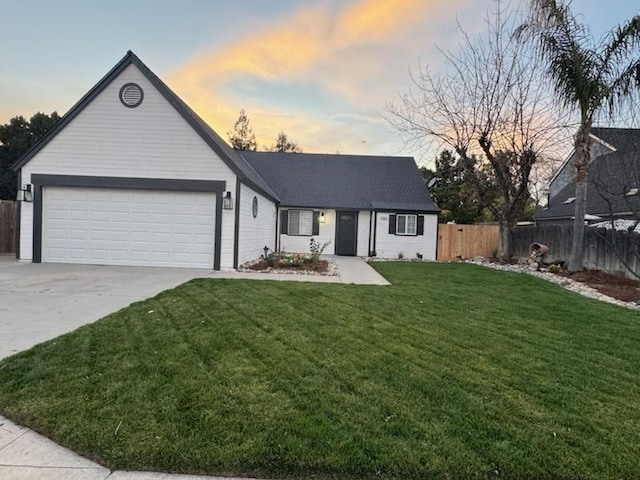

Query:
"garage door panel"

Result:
[[42, 187, 216, 268]]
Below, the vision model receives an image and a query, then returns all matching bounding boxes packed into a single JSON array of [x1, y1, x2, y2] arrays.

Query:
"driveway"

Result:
[[0, 256, 214, 360]]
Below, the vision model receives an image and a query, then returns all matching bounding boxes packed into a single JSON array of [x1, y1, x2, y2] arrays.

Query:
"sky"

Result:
[[1, 0, 639, 166]]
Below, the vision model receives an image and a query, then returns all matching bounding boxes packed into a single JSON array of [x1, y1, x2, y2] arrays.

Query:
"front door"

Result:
[[335, 211, 358, 256]]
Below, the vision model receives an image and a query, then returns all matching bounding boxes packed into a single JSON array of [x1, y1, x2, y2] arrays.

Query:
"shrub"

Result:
[[548, 264, 561, 274], [309, 238, 331, 263], [266, 251, 310, 268], [267, 251, 284, 267]]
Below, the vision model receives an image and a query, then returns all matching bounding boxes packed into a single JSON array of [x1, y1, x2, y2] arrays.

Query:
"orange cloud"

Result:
[[166, 0, 473, 155], [171, 0, 436, 85]]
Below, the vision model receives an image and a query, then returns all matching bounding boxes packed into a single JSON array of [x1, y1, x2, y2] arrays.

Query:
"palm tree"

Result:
[[520, 0, 640, 271]]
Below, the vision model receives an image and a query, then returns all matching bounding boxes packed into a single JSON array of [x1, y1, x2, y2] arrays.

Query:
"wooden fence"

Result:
[[512, 224, 640, 279], [437, 224, 500, 261], [0, 200, 17, 254]]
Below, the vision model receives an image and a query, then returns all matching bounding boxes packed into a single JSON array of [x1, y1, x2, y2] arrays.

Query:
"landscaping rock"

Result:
[[466, 258, 640, 311]]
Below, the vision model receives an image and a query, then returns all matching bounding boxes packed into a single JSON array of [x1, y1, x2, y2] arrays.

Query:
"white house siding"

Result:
[[374, 212, 438, 260], [237, 183, 276, 266], [356, 210, 371, 256], [279, 209, 337, 255], [19, 63, 237, 268]]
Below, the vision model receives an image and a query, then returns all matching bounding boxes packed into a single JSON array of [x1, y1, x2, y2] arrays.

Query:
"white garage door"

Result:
[[42, 187, 216, 268]]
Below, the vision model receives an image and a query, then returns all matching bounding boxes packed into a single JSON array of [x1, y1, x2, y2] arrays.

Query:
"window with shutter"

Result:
[[396, 214, 417, 235], [287, 210, 314, 235]]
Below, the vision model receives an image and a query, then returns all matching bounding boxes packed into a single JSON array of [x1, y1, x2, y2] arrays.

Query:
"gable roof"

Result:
[[12, 51, 278, 202], [241, 151, 439, 212], [536, 149, 640, 220], [590, 127, 640, 153], [547, 127, 640, 190]]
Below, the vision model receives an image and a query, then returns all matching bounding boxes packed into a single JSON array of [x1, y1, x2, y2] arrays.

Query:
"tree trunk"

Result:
[[498, 219, 512, 262], [568, 126, 591, 272]]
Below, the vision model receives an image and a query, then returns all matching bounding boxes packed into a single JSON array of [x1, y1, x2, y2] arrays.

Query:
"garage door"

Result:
[[42, 187, 216, 268]]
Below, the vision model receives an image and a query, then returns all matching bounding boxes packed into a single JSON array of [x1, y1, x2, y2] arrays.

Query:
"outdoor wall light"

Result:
[[222, 191, 233, 210], [319, 211, 326, 223], [18, 184, 33, 202]]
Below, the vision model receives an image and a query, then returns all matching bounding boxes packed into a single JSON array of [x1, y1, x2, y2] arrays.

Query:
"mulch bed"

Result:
[[243, 259, 332, 274], [558, 270, 640, 303]]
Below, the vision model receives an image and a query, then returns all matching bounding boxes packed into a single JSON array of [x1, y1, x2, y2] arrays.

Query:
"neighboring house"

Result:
[[536, 127, 640, 224], [12, 51, 439, 270]]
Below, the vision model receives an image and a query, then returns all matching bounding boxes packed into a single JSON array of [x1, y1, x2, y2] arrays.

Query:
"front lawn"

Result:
[[0, 262, 639, 479]]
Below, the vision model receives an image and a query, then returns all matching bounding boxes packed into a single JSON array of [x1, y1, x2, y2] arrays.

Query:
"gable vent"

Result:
[[119, 83, 144, 108]]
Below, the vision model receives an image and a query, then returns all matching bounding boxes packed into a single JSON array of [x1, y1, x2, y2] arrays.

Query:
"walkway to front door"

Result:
[[335, 211, 357, 255]]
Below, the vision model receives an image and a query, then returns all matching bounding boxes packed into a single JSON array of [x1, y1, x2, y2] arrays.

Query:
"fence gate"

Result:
[[0, 200, 17, 254], [437, 224, 500, 261]]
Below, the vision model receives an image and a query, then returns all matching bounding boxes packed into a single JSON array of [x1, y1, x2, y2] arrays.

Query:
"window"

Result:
[[396, 214, 417, 235], [288, 210, 313, 235], [388, 214, 425, 236], [252, 196, 258, 217]]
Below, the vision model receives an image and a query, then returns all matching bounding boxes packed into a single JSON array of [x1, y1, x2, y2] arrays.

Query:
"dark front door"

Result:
[[335, 211, 358, 256]]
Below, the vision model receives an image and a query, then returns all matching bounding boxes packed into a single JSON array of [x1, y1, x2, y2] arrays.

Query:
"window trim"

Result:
[[396, 213, 418, 236], [287, 209, 314, 236]]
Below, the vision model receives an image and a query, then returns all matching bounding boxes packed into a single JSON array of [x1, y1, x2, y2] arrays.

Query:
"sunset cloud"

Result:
[[167, 0, 474, 156]]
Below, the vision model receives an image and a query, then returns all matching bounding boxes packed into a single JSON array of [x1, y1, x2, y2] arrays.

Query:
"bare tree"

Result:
[[386, 1, 568, 260]]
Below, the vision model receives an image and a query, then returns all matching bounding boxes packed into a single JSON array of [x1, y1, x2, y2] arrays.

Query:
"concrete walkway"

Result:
[[217, 255, 390, 286], [0, 255, 387, 479]]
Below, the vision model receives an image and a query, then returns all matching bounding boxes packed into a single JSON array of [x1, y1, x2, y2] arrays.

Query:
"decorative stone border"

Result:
[[238, 258, 339, 276], [465, 257, 640, 311]]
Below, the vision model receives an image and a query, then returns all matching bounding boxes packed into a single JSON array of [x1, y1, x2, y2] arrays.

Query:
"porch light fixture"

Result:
[[222, 191, 233, 210], [18, 184, 33, 202], [319, 211, 326, 223]]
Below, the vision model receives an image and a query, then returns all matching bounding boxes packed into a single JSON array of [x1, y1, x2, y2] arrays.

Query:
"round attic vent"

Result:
[[119, 83, 144, 108]]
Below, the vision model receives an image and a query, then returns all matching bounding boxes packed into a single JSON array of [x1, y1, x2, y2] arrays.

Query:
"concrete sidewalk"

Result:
[[0, 415, 263, 480]]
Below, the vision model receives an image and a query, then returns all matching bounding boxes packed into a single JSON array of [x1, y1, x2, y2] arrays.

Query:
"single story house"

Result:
[[12, 51, 439, 270], [536, 127, 640, 224]]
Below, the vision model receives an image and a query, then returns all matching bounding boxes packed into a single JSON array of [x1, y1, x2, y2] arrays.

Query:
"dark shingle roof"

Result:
[[536, 150, 640, 220], [591, 127, 640, 153], [12, 51, 278, 201], [241, 151, 439, 212]]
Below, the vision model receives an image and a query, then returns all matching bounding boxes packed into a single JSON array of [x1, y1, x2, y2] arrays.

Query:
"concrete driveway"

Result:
[[0, 256, 214, 360]]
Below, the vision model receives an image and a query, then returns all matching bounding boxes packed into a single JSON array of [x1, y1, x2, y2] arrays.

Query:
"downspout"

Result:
[[274, 206, 279, 252], [368, 209, 373, 256], [372, 211, 377, 255]]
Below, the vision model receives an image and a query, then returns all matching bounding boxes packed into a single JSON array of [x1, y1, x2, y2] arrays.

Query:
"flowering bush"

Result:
[[267, 250, 312, 268]]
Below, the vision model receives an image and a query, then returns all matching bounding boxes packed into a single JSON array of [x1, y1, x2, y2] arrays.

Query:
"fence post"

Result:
[[0, 200, 17, 254]]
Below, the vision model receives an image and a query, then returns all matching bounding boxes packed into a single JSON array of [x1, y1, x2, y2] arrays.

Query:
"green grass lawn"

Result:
[[1, 263, 639, 479]]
